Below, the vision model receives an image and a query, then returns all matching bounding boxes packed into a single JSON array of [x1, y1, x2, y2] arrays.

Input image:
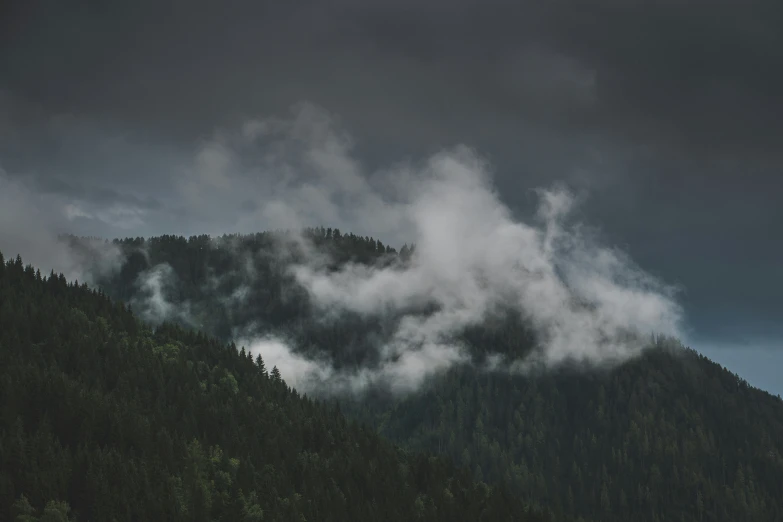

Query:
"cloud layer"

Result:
[[198, 104, 684, 393]]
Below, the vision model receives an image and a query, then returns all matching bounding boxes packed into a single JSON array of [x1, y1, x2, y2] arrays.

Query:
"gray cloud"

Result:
[[0, 164, 123, 282], [3, 0, 781, 155], [192, 106, 683, 394]]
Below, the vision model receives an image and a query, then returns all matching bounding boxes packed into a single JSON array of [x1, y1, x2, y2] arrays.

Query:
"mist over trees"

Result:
[[0, 250, 550, 521], [47, 229, 783, 521]]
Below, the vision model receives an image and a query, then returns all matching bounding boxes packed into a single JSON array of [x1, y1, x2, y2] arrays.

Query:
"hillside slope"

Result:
[[0, 251, 550, 522], [360, 348, 783, 521], [70, 230, 783, 521]]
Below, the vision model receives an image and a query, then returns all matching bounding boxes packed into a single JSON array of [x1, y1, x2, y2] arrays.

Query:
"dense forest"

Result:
[[362, 350, 783, 521], [0, 250, 551, 521], [13, 229, 783, 521]]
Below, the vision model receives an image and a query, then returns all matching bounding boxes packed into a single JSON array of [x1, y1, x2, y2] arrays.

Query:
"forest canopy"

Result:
[[0, 249, 550, 521], [3, 229, 783, 521]]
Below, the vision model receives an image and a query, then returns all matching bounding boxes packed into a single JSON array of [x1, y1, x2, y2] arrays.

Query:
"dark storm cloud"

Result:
[[1, 0, 782, 380], [2, 0, 781, 155], [345, 0, 783, 154]]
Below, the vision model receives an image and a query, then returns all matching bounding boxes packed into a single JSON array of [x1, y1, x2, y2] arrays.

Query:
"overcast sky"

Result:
[[1, 0, 781, 395]]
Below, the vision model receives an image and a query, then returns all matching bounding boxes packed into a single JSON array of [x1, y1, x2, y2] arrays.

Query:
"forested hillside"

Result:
[[360, 349, 783, 522], [0, 250, 550, 522], [63, 230, 783, 521]]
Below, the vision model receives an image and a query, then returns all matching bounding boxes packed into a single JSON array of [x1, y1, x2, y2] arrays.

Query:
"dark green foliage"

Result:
[[61, 230, 783, 521], [0, 251, 548, 522], [357, 347, 783, 522]]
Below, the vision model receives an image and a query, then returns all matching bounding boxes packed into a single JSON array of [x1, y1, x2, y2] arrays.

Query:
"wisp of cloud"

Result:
[[194, 103, 685, 394]]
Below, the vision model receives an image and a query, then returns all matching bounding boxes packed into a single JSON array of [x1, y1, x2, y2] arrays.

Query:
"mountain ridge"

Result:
[[0, 249, 550, 521], [9, 229, 783, 521]]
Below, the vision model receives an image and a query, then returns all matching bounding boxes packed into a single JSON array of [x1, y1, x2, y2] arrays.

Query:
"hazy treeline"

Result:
[[54, 230, 783, 522], [0, 249, 549, 521]]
